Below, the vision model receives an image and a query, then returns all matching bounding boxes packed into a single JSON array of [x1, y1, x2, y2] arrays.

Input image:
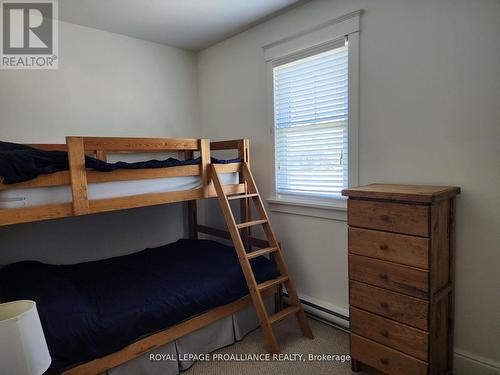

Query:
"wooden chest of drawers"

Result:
[[342, 184, 460, 375]]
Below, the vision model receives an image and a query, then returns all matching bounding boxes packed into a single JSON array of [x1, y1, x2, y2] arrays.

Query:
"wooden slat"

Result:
[[81, 137, 199, 151], [228, 193, 258, 200], [0, 164, 244, 190], [0, 171, 70, 190], [0, 203, 73, 226], [268, 306, 300, 324], [257, 276, 289, 291], [62, 287, 278, 375], [212, 163, 241, 174], [214, 184, 246, 196], [87, 165, 201, 183], [247, 247, 278, 259], [236, 219, 267, 229], [87, 184, 245, 214], [27, 143, 67, 151], [67, 137, 90, 215], [89, 189, 203, 214], [210, 139, 243, 150]]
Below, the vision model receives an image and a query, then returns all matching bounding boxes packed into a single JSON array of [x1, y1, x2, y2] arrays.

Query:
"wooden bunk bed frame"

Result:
[[0, 137, 246, 226], [0, 136, 310, 374]]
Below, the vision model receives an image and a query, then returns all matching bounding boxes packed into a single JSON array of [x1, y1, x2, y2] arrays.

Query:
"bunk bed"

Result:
[[0, 136, 312, 375], [0, 137, 243, 225]]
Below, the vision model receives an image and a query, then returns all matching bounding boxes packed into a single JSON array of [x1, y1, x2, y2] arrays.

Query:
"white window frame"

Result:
[[264, 10, 361, 216]]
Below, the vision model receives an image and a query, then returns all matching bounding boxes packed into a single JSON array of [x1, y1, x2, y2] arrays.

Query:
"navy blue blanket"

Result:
[[0, 239, 278, 371], [0, 141, 239, 184]]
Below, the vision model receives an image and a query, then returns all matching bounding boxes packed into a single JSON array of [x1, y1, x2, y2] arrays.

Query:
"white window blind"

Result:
[[273, 42, 348, 198]]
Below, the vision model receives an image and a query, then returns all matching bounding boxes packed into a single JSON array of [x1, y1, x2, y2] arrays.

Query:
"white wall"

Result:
[[197, 0, 500, 372], [0, 21, 200, 264], [0, 2, 499, 372]]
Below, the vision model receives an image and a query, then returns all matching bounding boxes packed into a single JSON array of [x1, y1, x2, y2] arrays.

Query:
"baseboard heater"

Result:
[[282, 293, 350, 330]]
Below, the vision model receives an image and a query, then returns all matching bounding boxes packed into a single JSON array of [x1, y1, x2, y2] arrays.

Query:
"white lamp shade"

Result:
[[0, 300, 51, 375]]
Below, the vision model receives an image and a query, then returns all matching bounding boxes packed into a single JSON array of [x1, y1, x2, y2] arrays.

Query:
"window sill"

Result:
[[266, 196, 347, 221]]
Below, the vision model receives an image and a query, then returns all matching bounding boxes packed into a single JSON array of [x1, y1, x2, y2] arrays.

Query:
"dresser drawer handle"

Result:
[[380, 329, 390, 338], [379, 244, 389, 251], [380, 301, 389, 309], [380, 214, 391, 223], [380, 358, 389, 366], [379, 273, 388, 281]]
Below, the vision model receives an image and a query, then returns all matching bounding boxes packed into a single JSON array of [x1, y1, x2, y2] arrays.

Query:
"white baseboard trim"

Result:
[[454, 349, 500, 375], [285, 295, 499, 375]]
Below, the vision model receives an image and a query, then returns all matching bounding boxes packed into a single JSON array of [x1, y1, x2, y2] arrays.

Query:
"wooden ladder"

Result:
[[211, 162, 313, 354]]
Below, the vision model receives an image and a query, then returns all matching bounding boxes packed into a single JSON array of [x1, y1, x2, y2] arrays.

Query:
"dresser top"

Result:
[[342, 184, 460, 203]]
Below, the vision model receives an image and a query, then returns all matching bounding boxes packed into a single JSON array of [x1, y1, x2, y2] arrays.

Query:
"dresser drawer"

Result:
[[351, 334, 428, 375], [350, 307, 429, 361], [350, 280, 428, 330], [349, 227, 429, 269], [349, 254, 429, 299], [348, 200, 430, 237]]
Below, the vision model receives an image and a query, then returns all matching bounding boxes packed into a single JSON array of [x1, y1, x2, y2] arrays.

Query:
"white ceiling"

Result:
[[59, 0, 305, 51]]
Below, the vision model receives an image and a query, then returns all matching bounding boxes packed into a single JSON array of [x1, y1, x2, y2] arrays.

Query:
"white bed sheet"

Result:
[[0, 173, 239, 209]]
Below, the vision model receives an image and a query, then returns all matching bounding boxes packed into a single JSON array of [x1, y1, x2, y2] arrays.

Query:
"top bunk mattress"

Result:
[[0, 239, 279, 371], [0, 140, 242, 208], [0, 172, 239, 209], [0, 140, 239, 184]]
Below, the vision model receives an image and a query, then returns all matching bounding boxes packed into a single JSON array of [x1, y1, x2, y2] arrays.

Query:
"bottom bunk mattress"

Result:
[[0, 239, 279, 371]]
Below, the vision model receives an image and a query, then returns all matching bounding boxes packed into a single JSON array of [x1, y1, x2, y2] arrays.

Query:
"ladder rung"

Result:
[[247, 246, 278, 259], [236, 219, 267, 229], [257, 276, 288, 291], [227, 193, 259, 200], [269, 306, 301, 324]]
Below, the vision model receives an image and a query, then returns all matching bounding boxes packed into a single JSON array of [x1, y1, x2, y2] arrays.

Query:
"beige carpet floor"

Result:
[[184, 318, 367, 374]]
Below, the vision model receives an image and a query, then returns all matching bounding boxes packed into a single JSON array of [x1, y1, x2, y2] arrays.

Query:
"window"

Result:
[[273, 41, 349, 199]]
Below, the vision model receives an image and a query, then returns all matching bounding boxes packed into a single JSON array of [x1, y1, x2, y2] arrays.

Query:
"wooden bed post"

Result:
[[184, 149, 198, 240], [187, 201, 198, 239], [239, 139, 250, 250], [200, 139, 211, 198], [66, 136, 90, 215]]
